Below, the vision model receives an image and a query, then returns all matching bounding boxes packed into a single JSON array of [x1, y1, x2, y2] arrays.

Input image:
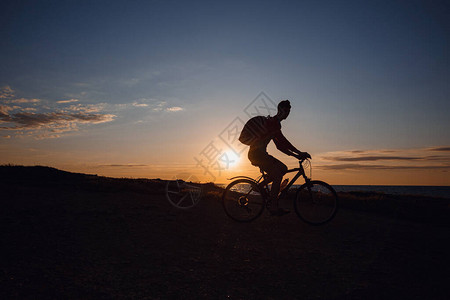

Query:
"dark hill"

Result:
[[0, 165, 167, 194], [1, 166, 449, 299], [0, 165, 86, 182]]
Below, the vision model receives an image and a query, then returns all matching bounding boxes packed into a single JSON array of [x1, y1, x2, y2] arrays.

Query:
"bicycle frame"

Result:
[[227, 159, 311, 200], [275, 159, 311, 200]]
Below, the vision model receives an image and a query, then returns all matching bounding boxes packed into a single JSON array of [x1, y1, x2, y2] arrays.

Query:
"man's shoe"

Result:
[[269, 208, 290, 216]]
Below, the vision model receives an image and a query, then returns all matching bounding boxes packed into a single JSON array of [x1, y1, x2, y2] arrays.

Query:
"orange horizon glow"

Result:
[[6, 146, 448, 186]]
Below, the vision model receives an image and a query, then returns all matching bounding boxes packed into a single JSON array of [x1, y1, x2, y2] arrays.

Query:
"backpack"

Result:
[[238, 116, 268, 146]]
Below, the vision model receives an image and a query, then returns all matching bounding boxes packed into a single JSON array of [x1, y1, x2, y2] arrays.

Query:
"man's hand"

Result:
[[294, 152, 311, 160]]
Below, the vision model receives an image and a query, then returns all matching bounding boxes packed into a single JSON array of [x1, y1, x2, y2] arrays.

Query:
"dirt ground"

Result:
[[1, 171, 449, 299]]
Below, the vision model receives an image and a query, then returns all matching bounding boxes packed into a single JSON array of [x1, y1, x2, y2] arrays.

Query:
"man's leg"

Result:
[[263, 156, 288, 215], [269, 170, 283, 199]]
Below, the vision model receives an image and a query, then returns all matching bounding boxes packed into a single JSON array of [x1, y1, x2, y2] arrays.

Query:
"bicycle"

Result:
[[166, 178, 202, 209], [222, 159, 338, 225]]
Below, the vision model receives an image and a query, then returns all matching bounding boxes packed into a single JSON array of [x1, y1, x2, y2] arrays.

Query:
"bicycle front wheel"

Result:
[[222, 179, 265, 222], [294, 180, 338, 225]]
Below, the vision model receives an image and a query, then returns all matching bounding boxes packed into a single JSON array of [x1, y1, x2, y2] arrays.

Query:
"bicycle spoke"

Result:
[[176, 194, 188, 206], [222, 179, 265, 222], [168, 190, 181, 195], [188, 191, 198, 205]]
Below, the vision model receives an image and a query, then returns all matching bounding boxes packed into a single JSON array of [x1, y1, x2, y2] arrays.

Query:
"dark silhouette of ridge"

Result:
[[0, 165, 168, 194], [0, 165, 87, 182], [1, 165, 449, 299]]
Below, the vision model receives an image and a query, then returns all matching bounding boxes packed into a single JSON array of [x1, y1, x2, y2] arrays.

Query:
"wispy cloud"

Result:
[[21, 107, 37, 112], [151, 101, 167, 112], [317, 147, 450, 172], [65, 103, 105, 113], [323, 155, 416, 162], [316, 164, 450, 171], [0, 86, 14, 99], [115, 99, 183, 112], [320, 147, 450, 161], [35, 134, 62, 140], [121, 78, 141, 87], [98, 164, 148, 167], [0, 105, 14, 116], [126, 100, 184, 113], [0, 111, 115, 129], [427, 146, 450, 152], [7, 98, 41, 104], [166, 106, 184, 112], [132, 102, 149, 107], [57, 99, 79, 104], [321, 155, 446, 162]]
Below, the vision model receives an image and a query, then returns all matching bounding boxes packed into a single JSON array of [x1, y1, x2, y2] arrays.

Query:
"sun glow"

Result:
[[222, 150, 241, 168]]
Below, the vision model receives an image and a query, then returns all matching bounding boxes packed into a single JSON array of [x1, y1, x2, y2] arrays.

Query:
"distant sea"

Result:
[[300, 185, 450, 199], [218, 183, 450, 199]]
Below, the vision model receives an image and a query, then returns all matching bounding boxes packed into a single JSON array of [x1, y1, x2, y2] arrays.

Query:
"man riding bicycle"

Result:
[[239, 100, 311, 216]]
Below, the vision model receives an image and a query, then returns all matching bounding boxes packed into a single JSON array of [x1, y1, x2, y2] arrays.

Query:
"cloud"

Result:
[[0, 111, 115, 130], [0, 86, 14, 99], [323, 155, 421, 162], [0, 90, 116, 139], [427, 146, 450, 152], [7, 98, 40, 104], [68, 113, 115, 124], [21, 107, 37, 112], [349, 150, 365, 154], [151, 101, 167, 112], [316, 164, 450, 171], [57, 99, 79, 104], [0, 105, 26, 116], [132, 102, 149, 107], [166, 106, 184, 112], [128, 100, 183, 112], [1, 85, 185, 138], [321, 147, 450, 163], [121, 78, 141, 87], [35, 134, 61, 140], [98, 164, 148, 167], [65, 103, 105, 113], [317, 147, 450, 173], [0, 105, 13, 116]]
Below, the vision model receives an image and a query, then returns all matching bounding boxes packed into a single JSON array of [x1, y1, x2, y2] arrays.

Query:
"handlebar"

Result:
[[298, 158, 310, 165], [292, 152, 311, 161]]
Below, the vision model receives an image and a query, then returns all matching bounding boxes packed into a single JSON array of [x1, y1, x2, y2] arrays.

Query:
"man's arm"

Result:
[[273, 131, 310, 158]]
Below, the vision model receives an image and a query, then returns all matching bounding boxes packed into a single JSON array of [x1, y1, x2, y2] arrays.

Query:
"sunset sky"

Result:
[[1, 0, 449, 185]]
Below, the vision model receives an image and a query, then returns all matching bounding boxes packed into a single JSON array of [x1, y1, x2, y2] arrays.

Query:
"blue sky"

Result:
[[1, 0, 449, 184]]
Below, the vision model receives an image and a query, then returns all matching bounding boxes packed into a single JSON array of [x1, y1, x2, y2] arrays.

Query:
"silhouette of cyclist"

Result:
[[239, 100, 310, 216]]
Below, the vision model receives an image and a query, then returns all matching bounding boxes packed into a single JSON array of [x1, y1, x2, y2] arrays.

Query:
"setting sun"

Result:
[[221, 150, 241, 169]]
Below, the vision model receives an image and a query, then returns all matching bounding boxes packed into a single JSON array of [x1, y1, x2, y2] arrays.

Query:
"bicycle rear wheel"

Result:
[[222, 179, 265, 222], [294, 180, 338, 225]]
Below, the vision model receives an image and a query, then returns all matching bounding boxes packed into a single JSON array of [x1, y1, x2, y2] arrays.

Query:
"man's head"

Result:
[[277, 100, 291, 120]]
